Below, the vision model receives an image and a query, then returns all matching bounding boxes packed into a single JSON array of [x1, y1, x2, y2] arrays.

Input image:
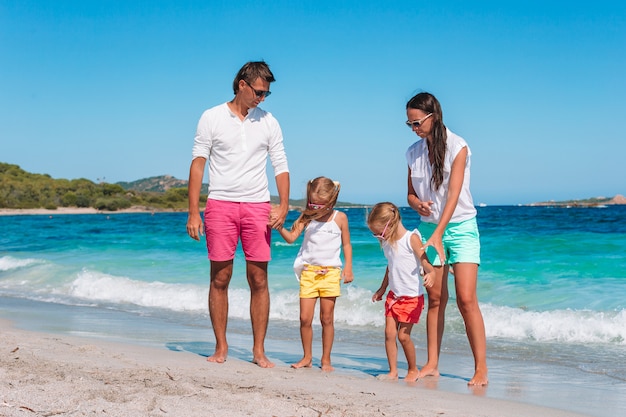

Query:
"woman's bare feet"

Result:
[[416, 364, 440, 378], [290, 357, 312, 369], [468, 369, 488, 386]]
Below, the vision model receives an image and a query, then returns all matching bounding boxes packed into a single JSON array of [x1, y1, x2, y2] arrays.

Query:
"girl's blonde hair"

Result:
[[291, 176, 340, 231], [367, 202, 402, 244]]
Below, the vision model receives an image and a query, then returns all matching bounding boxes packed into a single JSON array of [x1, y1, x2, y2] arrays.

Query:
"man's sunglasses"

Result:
[[245, 80, 272, 98]]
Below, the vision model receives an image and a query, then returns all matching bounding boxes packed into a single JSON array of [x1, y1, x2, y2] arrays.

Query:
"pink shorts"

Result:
[[384, 291, 424, 324], [203, 199, 271, 262]]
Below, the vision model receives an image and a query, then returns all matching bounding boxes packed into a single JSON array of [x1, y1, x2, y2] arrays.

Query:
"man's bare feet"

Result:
[[291, 358, 313, 369], [320, 362, 334, 372], [404, 369, 420, 382], [206, 350, 227, 363], [416, 365, 440, 378], [252, 354, 275, 368], [468, 369, 488, 386], [376, 372, 398, 381]]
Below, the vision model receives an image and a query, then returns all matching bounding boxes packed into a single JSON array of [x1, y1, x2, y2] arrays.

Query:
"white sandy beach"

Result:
[[0, 319, 589, 417]]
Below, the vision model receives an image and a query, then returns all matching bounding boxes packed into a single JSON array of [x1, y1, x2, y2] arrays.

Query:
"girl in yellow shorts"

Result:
[[278, 177, 353, 371]]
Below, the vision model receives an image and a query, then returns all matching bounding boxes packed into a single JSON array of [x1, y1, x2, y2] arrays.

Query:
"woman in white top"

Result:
[[405, 92, 488, 386], [279, 177, 353, 371]]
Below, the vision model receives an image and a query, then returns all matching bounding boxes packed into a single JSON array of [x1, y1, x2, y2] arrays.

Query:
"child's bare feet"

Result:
[[404, 369, 420, 382], [291, 358, 312, 369], [376, 372, 398, 381], [321, 362, 334, 372]]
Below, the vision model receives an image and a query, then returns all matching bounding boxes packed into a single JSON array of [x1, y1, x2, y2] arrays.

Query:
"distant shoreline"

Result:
[[1, 195, 624, 216], [527, 194, 626, 207], [0, 206, 184, 216]]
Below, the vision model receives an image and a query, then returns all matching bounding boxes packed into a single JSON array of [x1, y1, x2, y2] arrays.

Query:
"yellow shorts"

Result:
[[299, 265, 342, 298]]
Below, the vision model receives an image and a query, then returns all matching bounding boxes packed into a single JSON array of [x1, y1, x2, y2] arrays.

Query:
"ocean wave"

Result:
[[482, 304, 626, 345], [3, 256, 624, 346], [66, 269, 208, 312], [273, 241, 297, 247], [0, 255, 44, 271]]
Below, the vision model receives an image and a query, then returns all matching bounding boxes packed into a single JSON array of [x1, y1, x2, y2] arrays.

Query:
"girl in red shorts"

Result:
[[278, 177, 353, 371], [368, 202, 435, 382]]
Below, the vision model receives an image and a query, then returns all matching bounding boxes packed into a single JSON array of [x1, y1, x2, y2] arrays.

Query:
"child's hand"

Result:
[[342, 270, 354, 284], [423, 271, 435, 289], [371, 288, 384, 302]]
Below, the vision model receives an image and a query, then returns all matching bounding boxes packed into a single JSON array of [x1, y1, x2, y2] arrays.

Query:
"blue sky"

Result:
[[1, 1, 625, 206]]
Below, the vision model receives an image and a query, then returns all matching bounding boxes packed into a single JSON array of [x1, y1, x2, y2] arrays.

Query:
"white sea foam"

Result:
[[482, 304, 626, 345], [3, 258, 625, 346], [0, 256, 43, 271], [67, 269, 207, 312]]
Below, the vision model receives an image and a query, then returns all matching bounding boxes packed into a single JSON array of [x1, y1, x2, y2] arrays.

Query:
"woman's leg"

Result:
[[453, 262, 488, 385], [319, 296, 336, 371], [292, 297, 317, 368], [418, 265, 449, 377]]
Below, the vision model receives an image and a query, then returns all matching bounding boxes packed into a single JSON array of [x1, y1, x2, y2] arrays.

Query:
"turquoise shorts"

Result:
[[418, 217, 481, 266]]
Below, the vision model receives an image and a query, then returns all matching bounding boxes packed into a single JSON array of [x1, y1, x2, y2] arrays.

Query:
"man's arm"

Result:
[[269, 172, 289, 230], [186, 157, 206, 240]]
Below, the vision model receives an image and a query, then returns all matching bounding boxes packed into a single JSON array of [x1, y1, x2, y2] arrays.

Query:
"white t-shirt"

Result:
[[293, 211, 343, 278], [192, 102, 289, 202], [382, 230, 424, 297], [406, 128, 476, 223]]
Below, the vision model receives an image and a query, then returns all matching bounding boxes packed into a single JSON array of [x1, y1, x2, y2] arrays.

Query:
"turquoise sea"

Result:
[[1, 205, 625, 416]]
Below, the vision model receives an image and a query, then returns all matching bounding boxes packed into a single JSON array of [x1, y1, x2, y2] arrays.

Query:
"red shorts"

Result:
[[203, 199, 271, 262], [384, 291, 424, 324]]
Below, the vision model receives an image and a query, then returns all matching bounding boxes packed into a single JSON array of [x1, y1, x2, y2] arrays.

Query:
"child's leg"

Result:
[[292, 297, 317, 368], [419, 265, 447, 378], [319, 296, 336, 371], [378, 316, 399, 380], [397, 322, 419, 382]]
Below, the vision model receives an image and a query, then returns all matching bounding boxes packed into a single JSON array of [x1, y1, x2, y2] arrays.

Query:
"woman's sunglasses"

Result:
[[405, 113, 432, 128]]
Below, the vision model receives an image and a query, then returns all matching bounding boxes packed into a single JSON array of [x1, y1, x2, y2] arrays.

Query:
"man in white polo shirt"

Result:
[[186, 61, 290, 368]]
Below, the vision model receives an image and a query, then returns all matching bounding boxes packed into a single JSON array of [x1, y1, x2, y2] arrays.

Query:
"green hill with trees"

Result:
[[0, 162, 362, 211], [0, 163, 193, 211]]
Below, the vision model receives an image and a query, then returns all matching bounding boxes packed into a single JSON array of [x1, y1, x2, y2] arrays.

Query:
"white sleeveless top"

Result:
[[293, 211, 342, 278], [406, 128, 476, 223], [382, 230, 424, 297]]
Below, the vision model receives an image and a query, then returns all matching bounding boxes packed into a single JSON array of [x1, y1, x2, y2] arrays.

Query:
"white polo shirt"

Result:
[[192, 102, 289, 202]]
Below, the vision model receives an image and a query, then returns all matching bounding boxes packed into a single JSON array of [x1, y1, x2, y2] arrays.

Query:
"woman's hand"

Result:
[[422, 233, 446, 264], [415, 199, 434, 217]]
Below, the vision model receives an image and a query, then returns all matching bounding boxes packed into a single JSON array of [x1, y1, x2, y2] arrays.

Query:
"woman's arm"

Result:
[[423, 146, 468, 262], [407, 167, 433, 217]]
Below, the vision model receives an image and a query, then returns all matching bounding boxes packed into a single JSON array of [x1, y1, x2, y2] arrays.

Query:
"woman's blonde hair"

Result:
[[367, 202, 401, 244], [291, 176, 340, 231]]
